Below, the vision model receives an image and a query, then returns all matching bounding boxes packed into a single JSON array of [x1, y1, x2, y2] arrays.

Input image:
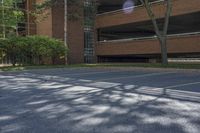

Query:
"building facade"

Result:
[[26, 0, 200, 64]]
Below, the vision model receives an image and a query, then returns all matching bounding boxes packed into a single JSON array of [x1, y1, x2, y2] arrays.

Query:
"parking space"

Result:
[[0, 68, 200, 133]]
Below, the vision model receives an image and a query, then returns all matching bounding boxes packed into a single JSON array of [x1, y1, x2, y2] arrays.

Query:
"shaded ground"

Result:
[[0, 68, 200, 133]]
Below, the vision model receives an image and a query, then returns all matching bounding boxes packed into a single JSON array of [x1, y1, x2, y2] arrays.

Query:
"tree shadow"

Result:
[[0, 70, 200, 133]]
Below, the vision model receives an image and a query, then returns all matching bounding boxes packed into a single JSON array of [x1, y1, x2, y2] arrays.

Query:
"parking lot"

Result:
[[0, 67, 200, 133]]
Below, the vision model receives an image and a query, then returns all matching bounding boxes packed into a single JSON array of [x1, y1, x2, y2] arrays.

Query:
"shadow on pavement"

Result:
[[0, 71, 200, 133]]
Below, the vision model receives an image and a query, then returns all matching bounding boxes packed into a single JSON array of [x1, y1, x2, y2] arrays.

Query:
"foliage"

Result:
[[0, 0, 25, 38], [0, 38, 8, 62], [0, 36, 67, 66]]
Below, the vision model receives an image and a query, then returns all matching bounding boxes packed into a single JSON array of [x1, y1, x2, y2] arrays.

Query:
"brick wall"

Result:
[[96, 0, 200, 28], [51, 0, 84, 64], [96, 35, 200, 56]]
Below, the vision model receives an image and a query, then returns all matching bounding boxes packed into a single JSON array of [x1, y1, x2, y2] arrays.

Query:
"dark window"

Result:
[[84, 0, 95, 63]]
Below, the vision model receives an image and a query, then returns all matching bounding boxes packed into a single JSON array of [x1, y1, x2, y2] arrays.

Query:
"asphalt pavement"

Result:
[[0, 67, 200, 133]]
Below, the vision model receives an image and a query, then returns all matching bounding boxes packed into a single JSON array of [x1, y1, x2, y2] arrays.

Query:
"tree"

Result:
[[0, 35, 67, 66], [139, 0, 172, 64], [64, 0, 67, 64], [0, 0, 24, 38]]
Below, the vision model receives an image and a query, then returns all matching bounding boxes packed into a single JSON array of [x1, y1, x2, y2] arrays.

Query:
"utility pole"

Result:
[[1, 0, 5, 38], [64, 0, 68, 64]]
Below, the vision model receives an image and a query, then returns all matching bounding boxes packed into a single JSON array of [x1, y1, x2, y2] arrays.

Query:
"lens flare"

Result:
[[123, 0, 135, 14]]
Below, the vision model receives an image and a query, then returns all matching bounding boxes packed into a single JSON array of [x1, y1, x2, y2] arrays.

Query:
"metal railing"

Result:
[[98, 32, 200, 43]]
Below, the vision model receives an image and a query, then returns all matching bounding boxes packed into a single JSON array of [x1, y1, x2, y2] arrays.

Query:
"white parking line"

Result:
[[164, 81, 200, 89], [26, 70, 131, 77], [61, 70, 126, 76], [97, 72, 175, 81]]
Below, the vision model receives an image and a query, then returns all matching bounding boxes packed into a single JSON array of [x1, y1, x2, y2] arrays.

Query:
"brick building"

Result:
[[25, 0, 200, 64]]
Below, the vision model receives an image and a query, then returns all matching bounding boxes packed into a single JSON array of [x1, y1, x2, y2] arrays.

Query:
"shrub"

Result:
[[0, 38, 10, 64], [0, 36, 67, 66]]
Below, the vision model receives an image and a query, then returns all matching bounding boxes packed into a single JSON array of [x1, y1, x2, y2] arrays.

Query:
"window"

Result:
[[84, 0, 95, 63]]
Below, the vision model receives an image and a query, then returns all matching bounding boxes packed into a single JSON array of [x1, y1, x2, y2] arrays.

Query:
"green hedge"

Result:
[[0, 36, 67, 66]]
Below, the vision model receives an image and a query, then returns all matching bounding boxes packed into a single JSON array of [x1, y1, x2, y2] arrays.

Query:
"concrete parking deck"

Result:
[[0, 68, 200, 133]]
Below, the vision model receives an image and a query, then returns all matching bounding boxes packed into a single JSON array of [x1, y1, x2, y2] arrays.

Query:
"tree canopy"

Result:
[[0, 0, 25, 38]]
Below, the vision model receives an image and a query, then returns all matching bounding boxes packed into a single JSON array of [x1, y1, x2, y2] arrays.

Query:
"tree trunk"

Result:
[[64, 0, 68, 65], [14, 1, 19, 36], [12, 56, 16, 66], [139, 0, 171, 65], [159, 37, 168, 65], [1, 0, 6, 38]]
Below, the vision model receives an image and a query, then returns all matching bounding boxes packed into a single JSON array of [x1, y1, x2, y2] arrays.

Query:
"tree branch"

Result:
[[163, 0, 172, 37], [142, 0, 162, 39]]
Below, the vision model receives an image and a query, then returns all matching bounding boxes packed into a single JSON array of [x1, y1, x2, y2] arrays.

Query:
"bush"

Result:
[[0, 36, 67, 66], [0, 38, 9, 64]]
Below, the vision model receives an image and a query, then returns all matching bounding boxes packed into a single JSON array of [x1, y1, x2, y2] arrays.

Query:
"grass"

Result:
[[1, 63, 200, 72]]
